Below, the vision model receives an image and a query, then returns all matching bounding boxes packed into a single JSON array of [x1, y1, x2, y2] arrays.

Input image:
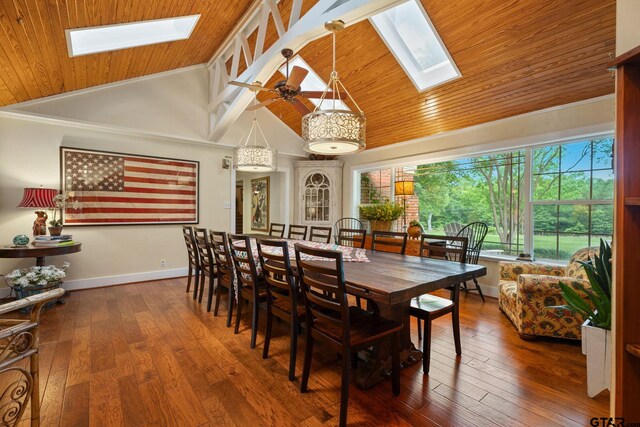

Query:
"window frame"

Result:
[[353, 134, 614, 262]]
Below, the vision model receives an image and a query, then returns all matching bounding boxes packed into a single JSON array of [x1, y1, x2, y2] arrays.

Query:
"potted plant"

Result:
[[4, 263, 69, 312], [48, 193, 67, 236], [555, 239, 611, 398], [407, 220, 424, 239], [359, 202, 404, 232]]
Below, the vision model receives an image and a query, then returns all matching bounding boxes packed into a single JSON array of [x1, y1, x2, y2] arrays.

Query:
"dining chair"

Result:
[[308, 226, 332, 243], [228, 234, 267, 349], [371, 231, 408, 255], [295, 243, 401, 427], [210, 230, 235, 326], [182, 226, 200, 296], [269, 223, 286, 238], [336, 228, 367, 248], [193, 228, 216, 306], [411, 234, 468, 374], [333, 217, 364, 244], [288, 224, 308, 240], [456, 222, 488, 302], [256, 238, 305, 380]]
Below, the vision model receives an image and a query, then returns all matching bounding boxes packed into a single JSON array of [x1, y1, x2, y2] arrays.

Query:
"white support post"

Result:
[[289, 0, 303, 29], [229, 37, 242, 81], [254, 2, 270, 58], [267, 0, 286, 37], [239, 33, 253, 67]]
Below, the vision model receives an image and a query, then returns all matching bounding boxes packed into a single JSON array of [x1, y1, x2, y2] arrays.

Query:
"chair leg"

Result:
[[339, 352, 351, 427], [198, 273, 205, 303], [192, 268, 200, 300], [355, 296, 362, 309], [452, 307, 462, 356], [235, 297, 243, 334], [186, 265, 192, 293], [301, 334, 313, 393], [226, 286, 235, 328], [263, 304, 273, 359], [206, 275, 215, 312], [391, 332, 400, 396], [351, 352, 358, 370], [250, 299, 259, 349], [474, 278, 486, 302], [417, 317, 422, 340], [422, 317, 432, 374], [213, 281, 222, 315], [288, 317, 298, 381]]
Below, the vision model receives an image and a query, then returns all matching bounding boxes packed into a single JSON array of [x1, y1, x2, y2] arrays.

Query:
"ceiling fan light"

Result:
[[301, 109, 366, 154], [233, 146, 277, 172]]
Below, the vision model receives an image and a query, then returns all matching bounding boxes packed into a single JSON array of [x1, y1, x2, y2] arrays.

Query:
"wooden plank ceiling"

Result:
[[260, 0, 616, 149], [0, 0, 253, 107]]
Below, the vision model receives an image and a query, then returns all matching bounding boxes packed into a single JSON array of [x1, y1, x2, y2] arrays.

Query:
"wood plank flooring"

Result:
[[10, 278, 609, 426]]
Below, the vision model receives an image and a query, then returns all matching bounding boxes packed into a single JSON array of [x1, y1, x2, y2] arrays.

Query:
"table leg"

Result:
[[353, 299, 421, 389], [35, 256, 45, 267]]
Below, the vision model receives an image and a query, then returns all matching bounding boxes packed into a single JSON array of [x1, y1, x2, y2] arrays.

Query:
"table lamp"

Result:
[[18, 187, 57, 236]]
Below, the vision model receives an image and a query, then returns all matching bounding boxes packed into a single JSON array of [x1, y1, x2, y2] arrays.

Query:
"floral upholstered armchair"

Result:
[[498, 247, 598, 340]]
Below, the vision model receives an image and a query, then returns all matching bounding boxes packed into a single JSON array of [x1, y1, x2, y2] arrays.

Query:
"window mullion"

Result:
[[523, 147, 534, 255]]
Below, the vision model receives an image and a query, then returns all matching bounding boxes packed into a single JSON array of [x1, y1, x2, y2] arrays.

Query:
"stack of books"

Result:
[[33, 235, 74, 247]]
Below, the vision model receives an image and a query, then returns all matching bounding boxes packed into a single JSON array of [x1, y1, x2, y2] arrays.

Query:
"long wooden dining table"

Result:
[[244, 235, 486, 389], [311, 250, 486, 389]]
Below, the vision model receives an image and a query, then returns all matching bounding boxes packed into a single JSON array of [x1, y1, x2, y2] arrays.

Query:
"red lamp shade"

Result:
[[17, 187, 58, 208]]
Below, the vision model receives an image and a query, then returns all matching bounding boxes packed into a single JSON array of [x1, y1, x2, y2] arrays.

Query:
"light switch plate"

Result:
[[223, 201, 231, 209]]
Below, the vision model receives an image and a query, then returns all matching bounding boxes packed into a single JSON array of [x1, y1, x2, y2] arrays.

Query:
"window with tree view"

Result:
[[357, 137, 614, 261]]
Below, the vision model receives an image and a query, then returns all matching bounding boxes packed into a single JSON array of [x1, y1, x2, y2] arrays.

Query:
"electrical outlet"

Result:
[[160, 259, 166, 267], [223, 201, 231, 209]]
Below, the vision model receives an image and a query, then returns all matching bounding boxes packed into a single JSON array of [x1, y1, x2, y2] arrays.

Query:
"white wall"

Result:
[[617, 0, 640, 55]]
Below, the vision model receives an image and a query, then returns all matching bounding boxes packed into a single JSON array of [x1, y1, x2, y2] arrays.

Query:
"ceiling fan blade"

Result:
[[300, 91, 348, 99], [246, 98, 279, 111], [229, 81, 272, 91], [286, 66, 309, 89], [291, 99, 311, 115]]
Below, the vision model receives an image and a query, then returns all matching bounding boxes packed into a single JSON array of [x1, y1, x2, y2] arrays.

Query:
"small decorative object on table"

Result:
[[5, 262, 69, 312], [407, 220, 424, 239], [359, 202, 405, 232], [48, 193, 74, 236], [12, 234, 30, 247], [516, 253, 534, 262]]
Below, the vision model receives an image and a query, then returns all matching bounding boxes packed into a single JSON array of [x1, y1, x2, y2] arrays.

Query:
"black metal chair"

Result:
[[210, 231, 235, 325], [456, 222, 488, 302], [269, 223, 286, 238], [288, 224, 308, 240], [228, 234, 266, 349], [193, 228, 215, 306], [333, 218, 364, 244], [308, 226, 332, 243], [182, 226, 200, 296], [411, 234, 468, 374], [257, 238, 305, 380], [295, 243, 401, 427], [371, 231, 408, 255]]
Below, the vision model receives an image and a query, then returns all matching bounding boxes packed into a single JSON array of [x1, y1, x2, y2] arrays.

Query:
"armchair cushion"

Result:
[[565, 247, 598, 280], [499, 261, 565, 281]]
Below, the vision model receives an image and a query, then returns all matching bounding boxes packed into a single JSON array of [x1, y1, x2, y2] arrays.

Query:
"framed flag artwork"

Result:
[[60, 147, 199, 226]]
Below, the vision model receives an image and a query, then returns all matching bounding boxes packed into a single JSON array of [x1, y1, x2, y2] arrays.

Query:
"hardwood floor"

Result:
[[13, 278, 608, 426]]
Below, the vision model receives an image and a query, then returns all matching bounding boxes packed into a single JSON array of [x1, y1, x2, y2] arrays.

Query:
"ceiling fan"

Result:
[[228, 48, 345, 115]]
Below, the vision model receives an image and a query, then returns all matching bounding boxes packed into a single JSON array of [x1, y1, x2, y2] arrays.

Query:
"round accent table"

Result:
[[0, 242, 82, 267]]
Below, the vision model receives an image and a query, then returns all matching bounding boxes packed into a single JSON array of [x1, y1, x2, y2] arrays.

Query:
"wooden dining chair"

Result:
[[256, 238, 305, 380], [210, 230, 235, 326], [193, 228, 216, 306], [269, 223, 286, 237], [182, 226, 200, 296], [411, 234, 468, 374], [336, 228, 366, 248], [333, 217, 364, 244], [295, 243, 401, 427], [228, 234, 267, 349], [288, 224, 308, 240], [371, 231, 408, 254], [308, 226, 332, 243]]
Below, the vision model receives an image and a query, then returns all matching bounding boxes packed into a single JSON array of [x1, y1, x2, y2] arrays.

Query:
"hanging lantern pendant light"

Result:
[[233, 87, 277, 172], [301, 20, 366, 155]]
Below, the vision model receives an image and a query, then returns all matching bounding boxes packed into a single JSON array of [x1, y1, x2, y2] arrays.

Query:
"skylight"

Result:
[[278, 56, 350, 111], [65, 15, 200, 57], [370, 1, 460, 91]]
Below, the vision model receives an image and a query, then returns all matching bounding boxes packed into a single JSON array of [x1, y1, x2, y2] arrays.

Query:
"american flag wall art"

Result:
[[61, 147, 199, 226]]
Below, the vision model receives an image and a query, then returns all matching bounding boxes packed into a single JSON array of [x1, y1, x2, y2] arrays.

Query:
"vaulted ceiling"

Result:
[[0, 0, 616, 150], [261, 0, 616, 149], [0, 0, 253, 106]]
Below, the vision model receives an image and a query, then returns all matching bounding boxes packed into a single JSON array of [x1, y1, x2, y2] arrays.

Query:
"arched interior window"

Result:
[[304, 173, 330, 222]]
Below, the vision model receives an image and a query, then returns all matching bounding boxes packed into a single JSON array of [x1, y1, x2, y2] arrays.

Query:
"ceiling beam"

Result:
[[207, 0, 405, 141]]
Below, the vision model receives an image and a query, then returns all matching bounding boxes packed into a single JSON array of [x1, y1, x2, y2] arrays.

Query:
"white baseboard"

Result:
[[62, 268, 188, 291], [473, 281, 499, 299]]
